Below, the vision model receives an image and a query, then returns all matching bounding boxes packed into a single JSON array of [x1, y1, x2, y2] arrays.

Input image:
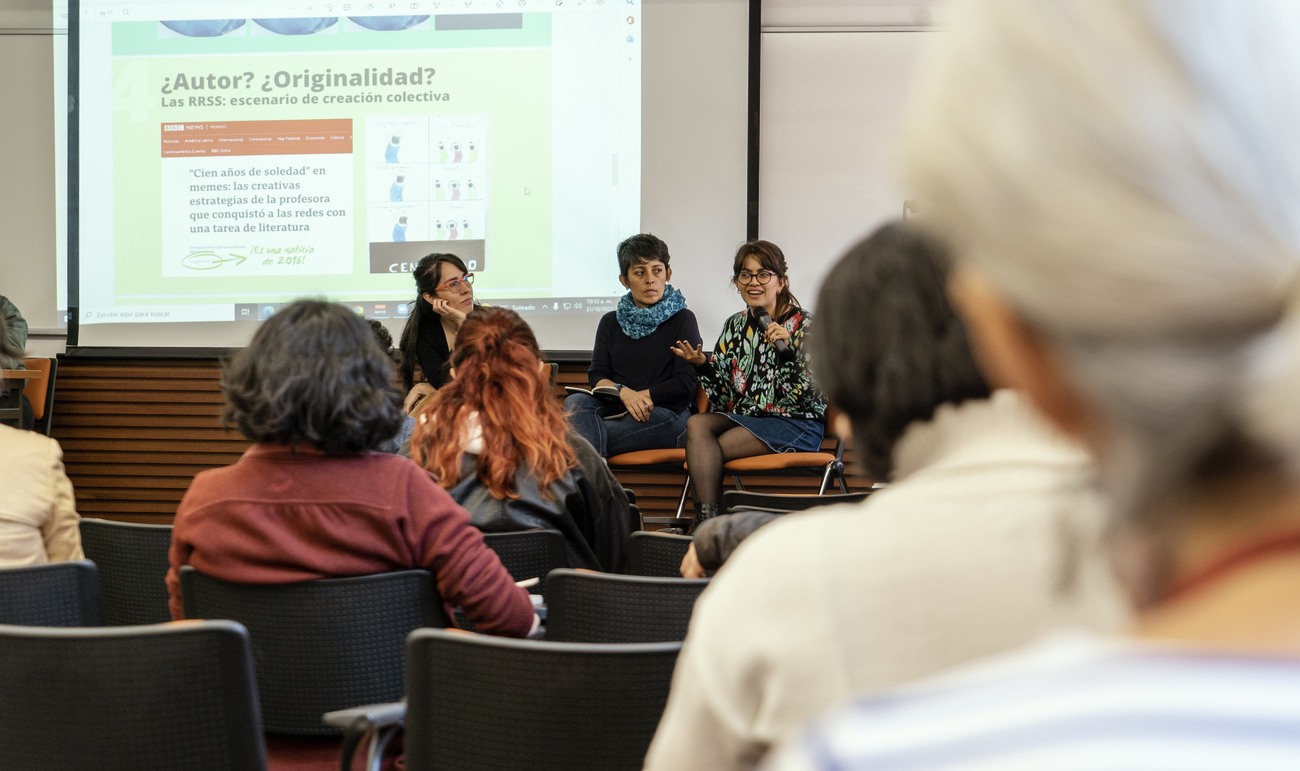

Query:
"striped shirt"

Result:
[[763, 631, 1300, 771]]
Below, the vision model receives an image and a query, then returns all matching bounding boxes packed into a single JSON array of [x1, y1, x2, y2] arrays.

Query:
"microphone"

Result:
[[752, 307, 795, 361]]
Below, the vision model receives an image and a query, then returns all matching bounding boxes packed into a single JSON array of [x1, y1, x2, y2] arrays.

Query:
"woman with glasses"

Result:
[[671, 240, 826, 528], [397, 253, 478, 413]]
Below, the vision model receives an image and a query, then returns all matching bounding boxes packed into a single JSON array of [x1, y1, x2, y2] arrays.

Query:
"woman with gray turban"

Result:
[[767, 1, 1300, 768]]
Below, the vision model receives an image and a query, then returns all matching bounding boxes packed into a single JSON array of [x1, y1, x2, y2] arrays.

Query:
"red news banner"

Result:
[[161, 119, 353, 157], [160, 119, 356, 277]]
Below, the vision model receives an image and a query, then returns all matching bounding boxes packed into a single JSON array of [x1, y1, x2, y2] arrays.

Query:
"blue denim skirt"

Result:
[[723, 414, 825, 454]]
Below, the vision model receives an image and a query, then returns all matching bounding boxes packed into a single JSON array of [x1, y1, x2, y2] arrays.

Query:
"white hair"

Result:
[[902, 0, 1300, 515]]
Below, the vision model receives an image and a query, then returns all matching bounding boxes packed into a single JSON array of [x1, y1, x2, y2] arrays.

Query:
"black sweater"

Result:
[[587, 309, 702, 414]]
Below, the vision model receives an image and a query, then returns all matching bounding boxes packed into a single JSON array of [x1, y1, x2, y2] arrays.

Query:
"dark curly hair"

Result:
[[809, 221, 990, 480], [221, 299, 405, 454], [616, 233, 671, 277]]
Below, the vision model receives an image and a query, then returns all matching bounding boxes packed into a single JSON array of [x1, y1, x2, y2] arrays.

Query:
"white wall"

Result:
[[0, 3, 66, 357], [759, 28, 931, 310]]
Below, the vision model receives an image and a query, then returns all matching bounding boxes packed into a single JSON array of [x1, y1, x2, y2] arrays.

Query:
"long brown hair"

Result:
[[732, 240, 802, 321], [397, 252, 470, 391], [410, 307, 575, 499]]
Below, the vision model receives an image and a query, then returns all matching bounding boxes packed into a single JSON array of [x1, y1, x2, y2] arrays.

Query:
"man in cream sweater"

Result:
[[642, 224, 1128, 771]]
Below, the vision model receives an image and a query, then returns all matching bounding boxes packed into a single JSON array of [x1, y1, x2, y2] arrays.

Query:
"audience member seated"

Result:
[[644, 222, 1129, 771], [396, 253, 479, 414], [411, 306, 636, 572], [767, 2, 1300, 768], [670, 240, 826, 529], [0, 320, 83, 568], [678, 509, 777, 578], [0, 424, 82, 568], [0, 297, 34, 430], [166, 299, 534, 638], [565, 233, 703, 457], [368, 317, 415, 454]]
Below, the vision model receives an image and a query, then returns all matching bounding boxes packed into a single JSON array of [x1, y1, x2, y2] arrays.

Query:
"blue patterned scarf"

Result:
[[616, 285, 687, 339]]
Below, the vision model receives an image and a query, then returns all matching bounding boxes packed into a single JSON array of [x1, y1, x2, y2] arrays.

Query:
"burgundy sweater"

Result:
[[166, 443, 534, 637]]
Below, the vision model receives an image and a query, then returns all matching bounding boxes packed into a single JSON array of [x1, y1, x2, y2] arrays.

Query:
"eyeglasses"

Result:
[[435, 273, 475, 292], [735, 270, 777, 285]]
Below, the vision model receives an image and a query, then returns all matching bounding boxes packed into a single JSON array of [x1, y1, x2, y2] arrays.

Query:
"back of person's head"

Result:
[[221, 299, 403, 454], [0, 314, 22, 366], [810, 221, 990, 480], [903, 0, 1300, 518], [397, 252, 470, 390], [367, 318, 394, 351], [732, 240, 802, 319], [617, 233, 671, 276], [411, 306, 575, 499]]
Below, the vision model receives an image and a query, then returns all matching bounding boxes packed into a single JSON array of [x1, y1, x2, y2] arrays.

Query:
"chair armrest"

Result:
[[323, 701, 407, 731], [325, 702, 407, 771]]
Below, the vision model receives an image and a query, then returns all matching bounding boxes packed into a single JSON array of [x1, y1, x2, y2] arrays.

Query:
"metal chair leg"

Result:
[[675, 476, 693, 518], [818, 462, 835, 495]]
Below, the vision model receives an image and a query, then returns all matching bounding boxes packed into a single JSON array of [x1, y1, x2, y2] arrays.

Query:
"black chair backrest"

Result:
[[0, 560, 101, 627], [481, 529, 568, 594], [545, 568, 708, 643], [78, 519, 173, 625], [180, 566, 447, 735], [625, 531, 693, 577], [721, 489, 870, 515], [405, 628, 681, 771], [0, 620, 266, 770]]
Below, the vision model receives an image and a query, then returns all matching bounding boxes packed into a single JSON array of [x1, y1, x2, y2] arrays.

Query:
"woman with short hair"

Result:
[[166, 299, 534, 638]]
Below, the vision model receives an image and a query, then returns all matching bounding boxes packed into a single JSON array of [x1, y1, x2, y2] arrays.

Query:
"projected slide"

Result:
[[75, 1, 641, 337]]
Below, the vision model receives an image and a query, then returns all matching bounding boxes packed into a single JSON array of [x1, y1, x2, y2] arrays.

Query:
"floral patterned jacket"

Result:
[[697, 308, 826, 420]]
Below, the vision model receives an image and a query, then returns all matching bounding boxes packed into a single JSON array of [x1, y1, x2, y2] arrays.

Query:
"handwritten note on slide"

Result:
[[159, 119, 354, 276]]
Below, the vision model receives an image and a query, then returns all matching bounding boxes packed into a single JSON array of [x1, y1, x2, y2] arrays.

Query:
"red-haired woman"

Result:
[[410, 307, 636, 572]]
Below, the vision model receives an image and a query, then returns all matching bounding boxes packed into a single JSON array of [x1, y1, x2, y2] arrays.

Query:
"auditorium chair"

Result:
[[78, 518, 173, 625], [481, 529, 568, 594], [327, 629, 682, 771], [720, 429, 850, 495], [721, 489, 872, 515], [0, 560, 101, 627], [624, 531, 693, 577], [605, 386, 709, 528], [21, 357, 57, 436], [180, 567, 447, 735], [544, 567, 708, 643], [0, 620, 266, 771], [453, 529, 567, 632]]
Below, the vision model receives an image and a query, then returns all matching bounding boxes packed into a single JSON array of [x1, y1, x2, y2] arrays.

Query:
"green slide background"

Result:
[[109, 18, 552, 304]]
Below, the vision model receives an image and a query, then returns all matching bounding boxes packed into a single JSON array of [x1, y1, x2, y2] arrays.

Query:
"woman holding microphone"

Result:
[[672, 240, 826, 529]]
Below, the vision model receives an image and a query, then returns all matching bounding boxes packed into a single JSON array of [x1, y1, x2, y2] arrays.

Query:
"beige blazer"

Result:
[[0, 425, 83, 566]]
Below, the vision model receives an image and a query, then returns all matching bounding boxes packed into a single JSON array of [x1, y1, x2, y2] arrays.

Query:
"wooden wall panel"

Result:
[[53, 358, 871, 526], [52, 360, 249, 522]]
